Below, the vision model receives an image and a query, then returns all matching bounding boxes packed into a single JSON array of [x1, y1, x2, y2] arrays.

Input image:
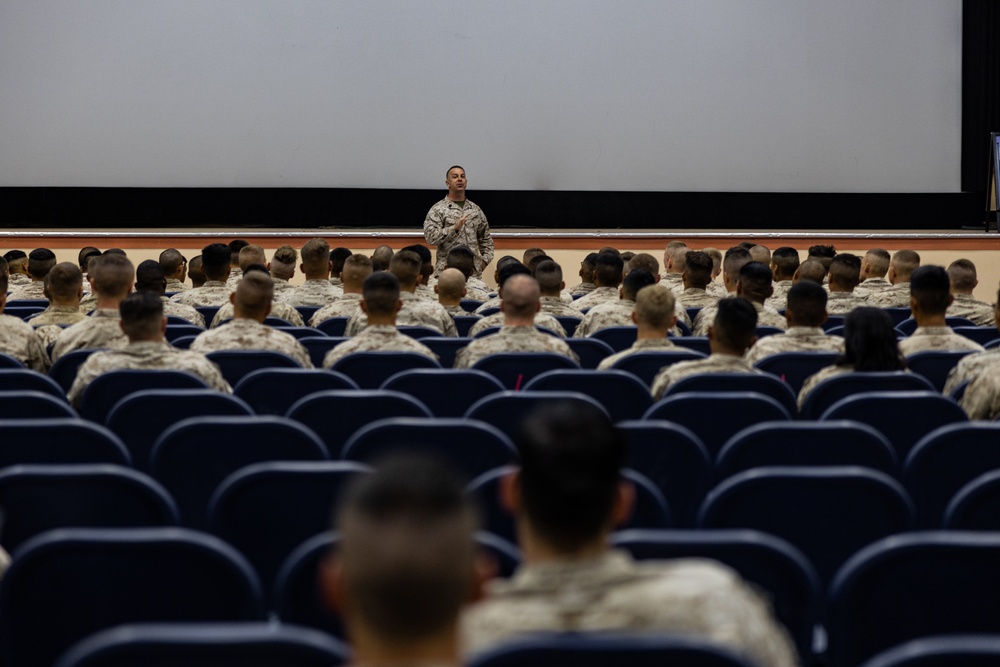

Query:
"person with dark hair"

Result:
[[322, 272, 438, 368], [445, 245, 491, 301], [534, 260, 584, 318], [853, 248, 892, 301], [898, 265, 983, 357], [423, 165, 494, 278], [170, 243, 235, 307], [226, 239, 249, 286], [797, 307, 906, 410], [158, 249, 189, 293], [323, 455, 488, 667], [694, 260, 785, 336], [651, 297, 763, 399], [7, 248, 58, 301], [134, 260, 205, 327], [67, 291, 230, 407], [268, 245, 298, 297], [461, 402, 796, 665], [52, 254, 135, 361], [868, 249, 920, 308], [677, 250, 721, 309], [279, 238, 341, 306], [3, 250, 31, 287], [209, 264, 305, 328], [329, 247, 353, 295], [188, 255, 206, 289], [597, 285, 682, 370], [467, 265, 568, 338], [569, 252, 600, 296], [29, 263, 89, 347], [574, 268, 657, 338], [571, 252, 625, 312], [190, 271, 312, 367], [946, 259, 994, 326], [456, 275, 577, 367], [745, 281, 844, 365], [691, 247, 752, 335], [0, 271, 49, 371], [371, 245, 394, 272], [826, 253, 867, 314], [345, 250, 458, 337], [765, 246, 800, 311], [311, 254, 374, 326], [401, 244, 436, 301]]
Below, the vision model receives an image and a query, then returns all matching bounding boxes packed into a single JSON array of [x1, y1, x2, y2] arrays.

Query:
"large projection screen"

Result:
[[0, 0, 962, 193]]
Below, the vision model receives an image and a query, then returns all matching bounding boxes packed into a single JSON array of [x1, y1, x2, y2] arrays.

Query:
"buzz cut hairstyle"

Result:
[[119, 290, 164, 339], [829, 253, 862, 289], [713, 297, 758, 351], [594, 252, 625, 286], [45, 262, 84, 300], [447, 165, 464, 177], [389, 250, 422, 286], [771, 247, 801, 278], [238, 244, 266, 269], [300, 238, 332, 272], [228, 239, 249, 259], [158, 249, 186, 274], [534, 260, 564, 292], [634, 284, 675, 329], [683, 251, 713, 288], [627, 253, 659, 279], [910, 264, 951, 315], [865, 248, 891, 276], [947, 259, 978, 291], [330, 247, 354, 274], [786, 280, 828, 327], [235, 270, 274, 314], [91, 253, 135, 297], [201, 243, 232, 280], [363, 271, 402, 316], [272, 245, 298, 266], [622, 268, 657, 301], [27, 248, 57, 279], [446, 245, 476, 278], [522, 247, 547, 265], [134, 259, 166, 291]]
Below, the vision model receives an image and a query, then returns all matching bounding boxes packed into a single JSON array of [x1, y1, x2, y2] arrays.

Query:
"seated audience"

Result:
[[946, 259, 995, 326], [446, 245, 491, 301], [659, 245, 687, 293], [792, 258, 827, 285], [764, 246, 799, 311], [7, 248, 57, 301], [745, 281, 844, 365], [268, 245, 298, 297], [188, 255, 206, 288], [171, 243, 234, 307], [597, 284, 680, 370], [825, 253, 867, 314], [436, 268, 478, 317], [898, 265, 983, 357], [3, 250, 31, 287], [868, 249, 919, 308], [695, 261, 785, 336], [279, 238, 342, 306], [371, 244, 394, 272], [853, 248, 892, 301], [569, 252, 599, 296], [468, 264, 567, 337], [749, 243, 771, 265], [0, 271, 49, 371], [677, 250, 721, 310], [134, 260, 205, 327], [28, 263, 88, 347], [209, 264, 304, 328], [67, 291, 231, 407], [158, 249, 189, 292], [573, 269, 657, 338], [310, 254, 373, 326], [702, 247, 727, 298], [402, 244, 436, 301], [534, 261, 584, 318], [572, 252, 624, 312], [52, 253, 134, 361], [692, 247, 752, 334]]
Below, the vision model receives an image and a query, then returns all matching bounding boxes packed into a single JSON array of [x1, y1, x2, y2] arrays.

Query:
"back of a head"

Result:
[[301, 238, 332, 275], [234, 271, 274, 318], [947, 259, 978, 292], [864, 248, 891, 278], [891, 249, 921, 281], [401, 245, 433, 276], [238, 245, 266, 271], [188, 256, 205, 285], [795, 259, 827, 284], [749, 244, 771, 264], [228, 239, 249, 265], [45, 263, 83, 301], [500, 274, 540, 318], [515, 401, 626, 552], [371, 245, 395, 272], [713, 297, 758, 351], [598, 246, 621, 257], [668, 245, 688, 272], [497, 262, 531, 291], [3, 250, 26, 274], [580, 252, 600, 276], [270, 245, 298, 280], [619, 251, 636, 265], [134, 259, 166, 294], [389, 250, 422, 287], [363, 271, 401, 316], [634, 284, 675, 330], [119, 290, 164, 341], [533, 260, 564, 295], [910, 264, 951, 315], [342, 253, 374, 287], [737, 261, 774, 303], [771, 247, 800, 280], [436, 268, 467, 300], [526, 254, 553, 276], [27, 248, 57, 280], [91, 253, 135, 299], [626, 253, 659, 278], [786, 281, 828, 327], [445, 245, 477, 278], [622, 268, 656, 301], [78, 246, 100, 268], [333, 455, 477, 642], [722, 247, 752, 286], [843, 307, 904, 371], [330, 247, 354, 276], [80, 249, 102, 274], [201, 243, 232, 281], [522, 247, 547, 265], [594, 252, 625, 287], [808, 244, 837, 269], [828, 253, 861, 290], [737, 241, 757, 251], [683, 251, 713, 289], [158, 248, 186, 276]]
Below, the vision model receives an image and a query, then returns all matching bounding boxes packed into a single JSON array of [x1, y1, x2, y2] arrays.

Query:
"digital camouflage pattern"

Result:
[[277, 279, 342, 307], [345, 292, 458, 337], [947, 294, 995, 327], [190, 318, 313, 368], [651, 353, 763, 400], [596, 337, 679, 370], [467, 311, 567, 338], [210, 301, 304, 328], [454, 325, 578, 368], [0, 314, 49, 371], [898, 326, 983, 357], [321, 324, 438, 368], [744, 327, 845, 365], [170, 281, 233, 307], [309, 293, 363, 326], [423, 197, 494, 277], [51, 309, 128, 361]]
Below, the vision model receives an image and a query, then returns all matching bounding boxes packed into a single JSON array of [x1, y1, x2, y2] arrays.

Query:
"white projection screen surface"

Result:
[[0, 0, 961, 192]]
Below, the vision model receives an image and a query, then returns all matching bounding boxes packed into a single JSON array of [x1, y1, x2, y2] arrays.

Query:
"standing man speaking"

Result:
[[423, 165, 494, 278]]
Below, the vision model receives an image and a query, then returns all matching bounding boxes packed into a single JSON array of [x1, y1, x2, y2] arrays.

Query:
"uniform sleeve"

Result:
[[67, 357, 100, 408], [961, 373, 1000, 420], [423, 204, 458, 247], [477, 212, 494, 269], [26, 331, 51, 373]]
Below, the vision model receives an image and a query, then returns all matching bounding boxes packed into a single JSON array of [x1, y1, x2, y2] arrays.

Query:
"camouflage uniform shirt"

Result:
[[0, 314, 49, 372], [572, 286, 622, 312], [947, 294, 995, 327], [165, 278, 189, 293], [539, 296, 583, 318], [170, 281, 233, 307], [569, 281, 596, 296], [414, 284, 436, 302], [678, 287, 719, 310], [454, 325, 579, 369], [468, 312, 567, 338], [960, 372, 1000, 420], [161, 297, 206, 327], [310, 294, 363, 326], [78, 292, 99, 314], [7, 281, 46, 302], [651, 353, 763, 400], [943, 347, 1000, 396], [321, 324, 438, 368], [423, 197, 494, 277], [210, 301, 304, 328], [29, 306, 89, 349], [597, 337, 679, 371], [853, 277, 891, 301], [67, 341, 231, 407], [277, 279, 341, 307], [474, 296, 502, 315], [764, 280, 795, 312], [574, 300, 635, 338], [271, 278, 295, 298], [744, 327, 845, 366], [346, 292, 458, 337], [225, 268, 243, 291], [867, 282, 911, 308], [693, 300, 786, 337], [464, 282, 492, 302], [190, 318, 313, 368], [658, 273, 684, 294], [796, 364, 854, 411], [461, 550, 798, 667], [898, 326, 984, 357], [51, 309, 128, 362], [825, 291, 868, 315], [7, 273, 30, 287]]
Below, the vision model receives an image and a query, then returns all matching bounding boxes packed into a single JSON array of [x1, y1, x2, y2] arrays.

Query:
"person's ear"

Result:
[[229, 292, 236, 306], [394, 298, 403, 314], [609, 479, 636, 527], [319, 554, 348, 615], [470, 552, 498, 604], [630, 310, 639, 325], [499, 469, 522, 516], [359, 301, 369, 315]]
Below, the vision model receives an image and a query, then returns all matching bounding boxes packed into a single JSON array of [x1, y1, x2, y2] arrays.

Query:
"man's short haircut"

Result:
[[594, 252, 625, 286], [622, 268, 656, 301], [500, 274, 541, 319], [627, 253, 659, 278], [526, 254, 553, 275], [514, 401, 626, 552], [91, 254, 135, 298], [704, 247, 723, 269], [580, 253, 600, 274], [796, 259, 827, 284], [864, 248, 891, 277], [496, 256, 522, 271], [389, 250, 422, 286], [301, 238, 332, 274], [891, 249, 921, 280], [665, 241, 688, 250], [158, 249, 187, 275], [786, 281, 828, 327], [119, 290, 163, 339], [634, 284, 675, 329], [188, 256, 205, 284], [27, 249, 57, 280], [947, 259, 978, 292], [829, 253, 862, 290], [749, 244, 771, 264], [45, 263, 83, 300], [228, 239, 249, 263], [335, 454, 477, 641], [371, 245, 394, 272], [80, 249, 103, 273], [713, 297, 759, 350], [363, 271, 401, 316], [620, 251, 636, 264], [238, 245, 266, 270], [445, 245, 477, 278], [103, 248, 128, 257], [270, 245, 298, 280], [134, 259, 166, 293], [738, 261, 774, 302], [668, 245, 689, 271], [808, 245, 837, 263], [436, 268, 467, 300], [522, 248, 547, 265], [201, 243, 232, 281], [683, 251, 713, 289], [771, 247, 800, 279], [330, 247, 354, 275], [342, 253, 374, 280], [723, 247, 753, 284], [533, 260, 564, 293], [497, 262, 532, 290], [3, 250, 26, 274], [447, 164, 464, 177], [401, 244, 432, 266], [235, 271, 274, 316], [242, 263, 270, 277], [910, 265, 951, 315], [78, 246, 100, 267], [737, 241, 757, 251]]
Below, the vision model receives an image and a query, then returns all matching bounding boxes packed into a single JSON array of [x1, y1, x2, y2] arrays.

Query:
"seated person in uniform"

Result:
[[573, 268, 657, 338], [28, 263, 88, 348], [945, 259, 995, 326], [867, 249, 919, 308], [436, 268, 478, 318], [159, 248, 188, 292], [597, 284, 681, 370], [898, 265, 983, 358], [825, 254, 868, 315], [745, 281, 844, 365], [460, 401, 797, 666], [468, 264, 567, 338], [170, 243, 234, 307], [7, 248, 57, 301], [571, 253, 624, 312], [853, 248, 892, 301], [310, 254, 374, 326], [944, 288, 1000, 396], [52, 253, 134, 361], [0, 270, 49, 371]]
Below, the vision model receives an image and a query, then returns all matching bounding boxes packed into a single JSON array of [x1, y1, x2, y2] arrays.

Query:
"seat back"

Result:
[[699, 466, 914, 588], [716, 420, 899, 479], [342, 417, 518, 481], [80, 369, 211, 422], [522, 369, 651, 422], [0, 390, 76, 419], [905, 350, 977, 392], [453, 315, 481, 337], [800, 371, 935, 420], [49, 348, 102, 392], [944, 470, 1000, 530], [670, 336, 712, 355], [0, 465, 178, 552], [953, 326, 1000, 346], [753, 351, 842, 394], [882, 308, 913, 326], [315, 317, 350, 337], [381, 368, 504, 417], [208, 462, 371, 601], [3, 306, 45, 321], [273, 326, 325, 340], [298, 336, 346, 368], [0, 368, 68, 399], [0, 419, 131, 467], [105, 389, 254, 471], [233, 368, 358, 415], [827, 532, 1000, 667], [149, 416, 329, 529], [164, 324, 206, 343], [331, 351, 441, 388], [0, 527, 264, 667], [563, 338, 615, 369], [643, 392, 792, 458], [820, 391, 968, 460], [664, 373, 798, 416], [856, 636, 1000, 667], [554, 316, 582, 337], [465, 391, 609, 443], [610, 349, 707, 386], [286, 389, 432, 458], [470, 352, 580, 389], [205, 350, 302, 386], [396, 325, 444, 339], [612, 528, 821, 663], [0, 352, 25, 369], [590, 326, 638, 352], [195, 306, 222, 327], [419, 337, 472, 368]]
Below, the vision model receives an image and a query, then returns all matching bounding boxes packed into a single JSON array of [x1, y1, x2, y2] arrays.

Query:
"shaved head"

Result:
[[91, 254, 135, 299], [238, 245, 266, 271], [634, 284, 675, 329], [342, 254, 374, 289], [501, 274, 541, 319], [436, 268, 467, 301], [44, 263, 83, 301]]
